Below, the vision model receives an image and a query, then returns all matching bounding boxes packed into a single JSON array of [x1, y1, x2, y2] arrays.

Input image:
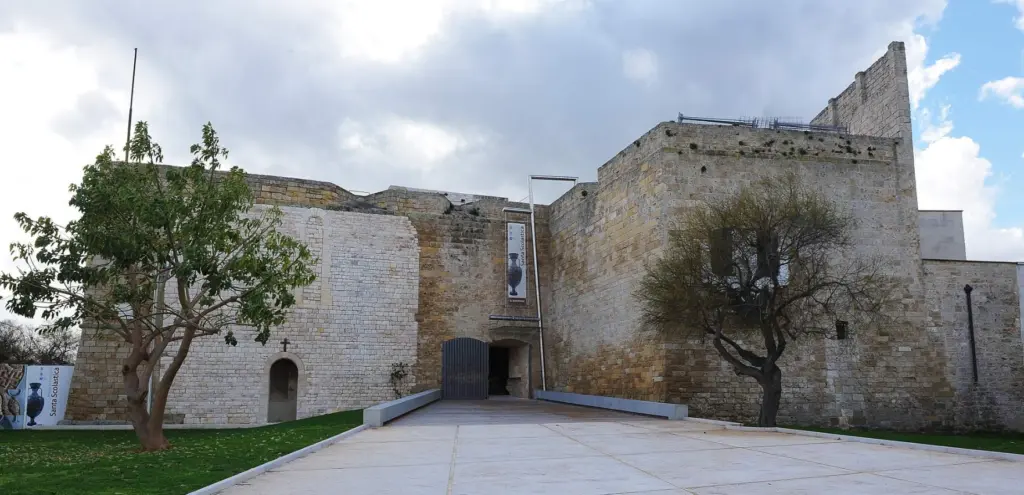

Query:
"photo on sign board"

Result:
[[507, 223, 527, 300]]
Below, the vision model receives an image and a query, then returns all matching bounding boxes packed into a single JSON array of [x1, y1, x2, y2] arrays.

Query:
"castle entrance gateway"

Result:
[[441, 337, 489, 399]]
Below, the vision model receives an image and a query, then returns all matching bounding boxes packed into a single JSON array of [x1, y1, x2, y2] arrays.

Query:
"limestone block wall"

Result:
[[66, 171, 368, 422], [810, 41, 919, 272], [160, 205, 419, 425], [547, 109, 949, 428], [811, 41, 914, 152], [806, 40, 939, 429], [648, 121, 947, 428], [64, 325, 134, 421], [1019, 265, 1024, 334], [918, 211, 967, 260], [545, 137, 668, 402], [244, 172, 357, 208], [544, 41, 934, 426], [400, 191, 549, 394], [924, 260, 1024, 431]]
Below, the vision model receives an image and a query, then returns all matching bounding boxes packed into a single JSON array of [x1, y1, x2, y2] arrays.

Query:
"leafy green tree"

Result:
[[635, 173, 895, 426], [1, 122, 316, 450]]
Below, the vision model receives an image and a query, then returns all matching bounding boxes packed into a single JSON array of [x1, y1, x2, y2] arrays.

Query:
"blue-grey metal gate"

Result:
[[441, 337, 489, 400]]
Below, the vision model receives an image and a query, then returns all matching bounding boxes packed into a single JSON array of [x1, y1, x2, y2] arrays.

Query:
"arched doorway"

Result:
[[267, 359, 298, 423]]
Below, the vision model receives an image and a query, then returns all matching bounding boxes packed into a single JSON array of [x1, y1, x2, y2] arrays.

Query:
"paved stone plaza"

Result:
[[220, 399, 1024, 494]]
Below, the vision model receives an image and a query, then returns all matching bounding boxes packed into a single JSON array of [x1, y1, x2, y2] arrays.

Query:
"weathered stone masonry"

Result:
[[67, 182, 550, 423], [543, 41, 1023, 431], [924, 260, 1024, 431], [158, 206, 420, 424], [66, 40, 1024, 431], [360, 187, 549, 395]]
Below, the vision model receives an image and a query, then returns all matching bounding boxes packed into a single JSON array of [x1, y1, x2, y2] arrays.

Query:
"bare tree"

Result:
[[635, 172, 896, 426], [0, 319, 78, 365], [0, 320, 35, 364]]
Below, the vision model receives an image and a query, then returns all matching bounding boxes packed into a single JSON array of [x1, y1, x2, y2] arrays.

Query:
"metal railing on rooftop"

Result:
[[676, 113, 847, 134]]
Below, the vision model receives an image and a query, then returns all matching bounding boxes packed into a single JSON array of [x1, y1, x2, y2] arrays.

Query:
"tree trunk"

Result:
[[126, 395, 170, 451], [757, 367, 782, 427], [123, 357, 171, 451]]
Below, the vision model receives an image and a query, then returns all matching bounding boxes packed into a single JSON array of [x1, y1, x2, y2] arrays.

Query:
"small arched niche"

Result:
[[267, 358, 298, 423]]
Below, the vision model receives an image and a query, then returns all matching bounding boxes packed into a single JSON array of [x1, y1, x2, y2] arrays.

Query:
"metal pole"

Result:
[[526, 175, 578, 392], [964, 284, 978, 383], [528, 179, 545, 391], [125, 48, 137, 163]]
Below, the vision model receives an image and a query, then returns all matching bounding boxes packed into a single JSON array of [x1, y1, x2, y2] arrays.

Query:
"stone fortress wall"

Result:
[[159, 205, 420, 424], [544, 41, 1024, 431], [66, 40, 1024, 430], [66, 172, 551, 424]]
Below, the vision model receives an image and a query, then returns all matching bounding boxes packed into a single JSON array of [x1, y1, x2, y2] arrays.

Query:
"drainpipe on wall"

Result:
[[964, 284, 978, 384], [528, 175, 578, 391]]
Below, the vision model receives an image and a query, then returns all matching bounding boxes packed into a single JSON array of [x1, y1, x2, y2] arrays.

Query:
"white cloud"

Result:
[[0, 26, 168, 324], [312, 0, 454, 64], [1, 0, 998, 328], [478, 0, 590, 16], [908, 27, 1024, 261], [337, 117, 484, 172], [903, 32, 961, 109], [915, 103, 1024, 261], [310, 0, 590, 64], [917, 105, 954, 143], [979, 76, 1024, 108], [995, 0, 1024, 30], [622, 48, 658, 85]]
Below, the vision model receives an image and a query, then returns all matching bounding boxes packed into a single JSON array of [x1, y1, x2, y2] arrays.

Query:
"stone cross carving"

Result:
[[281, 338, 290, 353]]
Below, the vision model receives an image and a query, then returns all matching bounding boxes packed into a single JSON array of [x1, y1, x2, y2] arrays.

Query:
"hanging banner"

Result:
[[0, 364, 74, 430], [506, 223, 527, 300]]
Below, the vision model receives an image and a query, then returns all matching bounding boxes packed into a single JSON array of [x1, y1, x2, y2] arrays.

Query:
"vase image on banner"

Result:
[[26, 382, 44, 426], [507, 253, 523, 296], [506, 223, 527, 300], [19, 365, 74, 428]]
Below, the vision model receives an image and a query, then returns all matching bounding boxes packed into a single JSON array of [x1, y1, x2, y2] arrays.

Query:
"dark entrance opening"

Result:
[[267, 359, 298, 423], [488, 346, 510, 395]]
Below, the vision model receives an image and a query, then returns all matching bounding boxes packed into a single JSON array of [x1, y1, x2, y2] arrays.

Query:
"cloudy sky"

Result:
[[1, 0, 1022, 324]]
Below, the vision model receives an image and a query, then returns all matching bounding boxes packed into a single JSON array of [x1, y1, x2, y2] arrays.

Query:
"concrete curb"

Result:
[[535, 390, 688, 420], [186, 424, 369, 495], [364, 389, 441, 427], [724, 425, 778, 432], [682, 417, 742, 427], [774, 427, 1024, 463], [32, 423, 260, 431], [684, 417, 1024, 463]]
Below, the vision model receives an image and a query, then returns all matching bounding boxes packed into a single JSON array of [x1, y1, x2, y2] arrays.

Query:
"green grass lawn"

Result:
[[0, 409, 363, 495], [787, 426, 1024, 455]]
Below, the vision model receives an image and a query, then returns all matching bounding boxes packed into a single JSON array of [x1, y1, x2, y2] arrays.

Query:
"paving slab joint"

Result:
[[186, 424, 369, 495]]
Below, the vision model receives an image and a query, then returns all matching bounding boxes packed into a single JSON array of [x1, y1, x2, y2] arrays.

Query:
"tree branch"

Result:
[[712, 333, 763, 379]]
